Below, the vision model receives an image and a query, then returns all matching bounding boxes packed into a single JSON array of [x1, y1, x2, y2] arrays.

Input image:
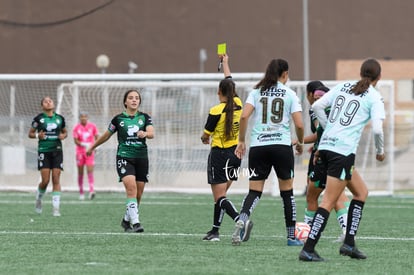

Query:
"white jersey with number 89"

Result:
[[313, 81, 385, 156]]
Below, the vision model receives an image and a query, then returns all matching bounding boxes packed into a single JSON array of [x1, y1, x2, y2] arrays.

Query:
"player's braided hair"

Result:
[[351, 59, 381, 95], [219, 78, 237, 141], [255, 59, 289, 92]]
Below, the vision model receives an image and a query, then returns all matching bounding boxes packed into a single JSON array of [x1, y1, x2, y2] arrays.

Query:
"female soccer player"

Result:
[[301, 84, 350, 242], [87, 90, 154, 233], [201, 54, 243, 241], [73, 112, 99, 200], [28, 96, 67, 217], [233, 58, 305, 246], [299, 59, 386, 261]]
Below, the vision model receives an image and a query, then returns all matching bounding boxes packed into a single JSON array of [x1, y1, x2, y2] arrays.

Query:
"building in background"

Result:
[[0, 0, 413, 81]]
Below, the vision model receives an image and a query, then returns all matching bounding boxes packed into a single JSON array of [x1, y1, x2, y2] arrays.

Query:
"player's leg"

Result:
[[204, 147, 240, 241], [232, 146, 269, 245], [50, 151, 63, 217], [117, 157, 140, 232], [303, 149, 316, 198], [306, 152, 328, 225], [238, 146, 268, 223], [279, 177, 303, 246], [204, 150, 223, 240], [51, 168, 62, 216], [127, 157, 148, 233], [339, 169, 368, 259], [300, 175, 346, 261], [218, 147, 241, 223], [203, 183, 228, 241], [35, 168, 50, 214], [300, 151, 351, 261], [122, 175, 139, 231], [273, 145, 301, 245], [333, 191, 350, 242], [85, 153, 95, 199], [232, 180, 262, 245], [35, 152, 52, 214], [304, 182, 322, 225], [76, 153, 85, 200]]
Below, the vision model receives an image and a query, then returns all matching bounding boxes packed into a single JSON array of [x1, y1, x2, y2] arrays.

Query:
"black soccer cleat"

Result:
[[121, 219, 131, 232], [339, 244, 367, 259], [128, 223, 144, 233], [299, 249, 325, 262], [241, 220, 254, 242], [202, 231, 220, 241]]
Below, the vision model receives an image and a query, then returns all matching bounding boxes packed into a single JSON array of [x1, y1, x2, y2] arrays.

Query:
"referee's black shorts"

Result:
[[207, 145, 241, 184]]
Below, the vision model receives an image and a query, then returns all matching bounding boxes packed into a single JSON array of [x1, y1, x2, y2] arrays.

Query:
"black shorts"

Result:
[[38, 151, 63, 170], [309, 156, 327, 189], [318, 150, 355, 181], [207, 146, 241, 184], [116, 156, 149, 182], [248, 145, 294, 181], [307, 149, 316, 177]]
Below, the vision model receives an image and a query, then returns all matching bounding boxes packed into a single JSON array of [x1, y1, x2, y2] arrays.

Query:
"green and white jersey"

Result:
[[31, 112, 66, 152], [108, 111, 153, 158], [313, 81, 385, 156], [246, 82, 302, 147]]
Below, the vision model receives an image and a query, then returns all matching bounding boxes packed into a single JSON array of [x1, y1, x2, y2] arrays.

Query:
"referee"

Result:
[[201, 54, 243, 242]]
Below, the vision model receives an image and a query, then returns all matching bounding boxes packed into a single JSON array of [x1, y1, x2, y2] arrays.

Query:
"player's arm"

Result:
[[59, 128, 68, 140], [73, 137, 82, 146], [87, 130, 113, 155], [28, 127, 37, 139], [235, 103, 254, 159], [141, 125, 154, 139], [74, 136, 90, 148], [221, 54, 231, 78], [137, 115, 154, 139], [200, 132, 210, 144], [73, 129, 82, 146], [372, 118, 385, 161], [292, 111, 304, 155], [292, 132, 317, 145], [312, 93, 332, 129]]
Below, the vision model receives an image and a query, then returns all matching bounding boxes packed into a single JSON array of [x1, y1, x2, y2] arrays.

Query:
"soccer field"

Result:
[[0, 192, 413, 274]]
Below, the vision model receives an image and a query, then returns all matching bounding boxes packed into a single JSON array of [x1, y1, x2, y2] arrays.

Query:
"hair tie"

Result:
[[314, 89, 326, 97]]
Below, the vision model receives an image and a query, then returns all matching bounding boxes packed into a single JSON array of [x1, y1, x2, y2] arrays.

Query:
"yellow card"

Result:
[[217, 43, 227, 55]]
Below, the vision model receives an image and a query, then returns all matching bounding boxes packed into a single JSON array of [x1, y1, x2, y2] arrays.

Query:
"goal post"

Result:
[[0, 74, 396, 195]]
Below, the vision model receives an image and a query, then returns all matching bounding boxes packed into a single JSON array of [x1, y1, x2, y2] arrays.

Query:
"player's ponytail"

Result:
[[255, 59, 289, 92], [219, 78, 236, 140], [351, 59, 381, 95]]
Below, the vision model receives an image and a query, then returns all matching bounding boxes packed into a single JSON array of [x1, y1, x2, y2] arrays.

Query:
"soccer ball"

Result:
[[295, 222, 311, 242]]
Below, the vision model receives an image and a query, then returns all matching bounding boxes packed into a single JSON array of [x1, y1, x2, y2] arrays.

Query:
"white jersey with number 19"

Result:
[[313, 81, 385, 156], [246, 81, 302, 147]]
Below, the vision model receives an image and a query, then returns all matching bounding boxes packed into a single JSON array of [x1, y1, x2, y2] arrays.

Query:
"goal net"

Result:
[[0, 74, 395, 195]]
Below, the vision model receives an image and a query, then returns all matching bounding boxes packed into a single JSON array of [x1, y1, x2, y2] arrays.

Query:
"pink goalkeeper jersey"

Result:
[[73, 122, 98, 154]]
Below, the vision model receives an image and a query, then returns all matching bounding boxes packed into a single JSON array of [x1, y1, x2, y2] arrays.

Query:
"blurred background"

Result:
[[0, 0, 413, 194]]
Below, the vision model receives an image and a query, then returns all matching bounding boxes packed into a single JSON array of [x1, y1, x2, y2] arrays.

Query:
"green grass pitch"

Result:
[[0, 192, 413, 274]]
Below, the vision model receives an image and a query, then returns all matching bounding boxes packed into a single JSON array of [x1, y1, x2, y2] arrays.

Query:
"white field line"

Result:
[[1, 199, 414, 208], [0, 230, 413, 241]]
